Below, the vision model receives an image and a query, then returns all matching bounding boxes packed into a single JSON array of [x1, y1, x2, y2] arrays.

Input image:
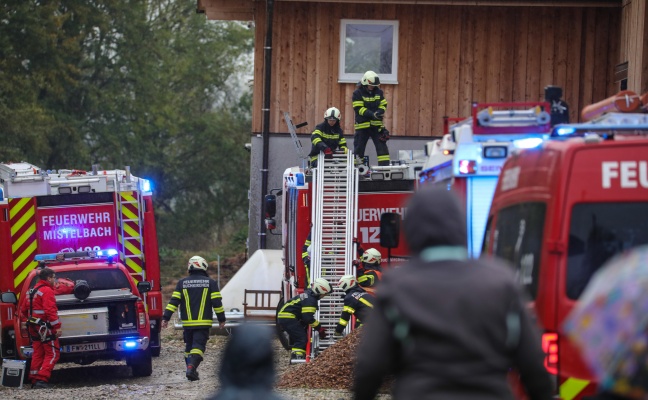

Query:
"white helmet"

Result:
[[188, 255, 209, 272], [361, 71, 381, 87], [362, 248, 382, 265], [324, 107, 341, 121], [311, 278, 332, 297], [338, 275, 357, 291]]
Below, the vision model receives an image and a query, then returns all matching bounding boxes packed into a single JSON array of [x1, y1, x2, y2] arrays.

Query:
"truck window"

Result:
[[566, 202, 648, 300], [30, 269, 131, 292], [493, 202, 546, 299]]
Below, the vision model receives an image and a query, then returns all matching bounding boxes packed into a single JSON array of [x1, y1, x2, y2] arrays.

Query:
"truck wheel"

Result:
[[275, 297, 291, 351], [130, 348, 153, 377]]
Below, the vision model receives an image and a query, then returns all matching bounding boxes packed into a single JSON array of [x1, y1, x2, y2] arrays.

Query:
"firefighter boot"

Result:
[[186, 355, 202, 381], [290, 350, 306, 364]]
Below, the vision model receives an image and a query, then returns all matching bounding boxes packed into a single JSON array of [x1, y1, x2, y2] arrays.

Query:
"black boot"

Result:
[[186, 354, 202, 381]]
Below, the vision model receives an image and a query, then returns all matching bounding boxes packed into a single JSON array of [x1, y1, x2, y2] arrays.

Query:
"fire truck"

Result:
[[418, 102, 553, 257], [0, 162, 163, 359], [264, 114, 422, 361], [484, 104, 648, 399]]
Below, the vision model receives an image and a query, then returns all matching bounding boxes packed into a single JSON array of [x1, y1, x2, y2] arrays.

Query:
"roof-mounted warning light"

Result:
[[34, 249, 119, 263]]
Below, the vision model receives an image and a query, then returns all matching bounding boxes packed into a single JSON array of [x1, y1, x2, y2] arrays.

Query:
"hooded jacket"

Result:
[[208, 324, 284, 400], [353, 186, 552, 400]]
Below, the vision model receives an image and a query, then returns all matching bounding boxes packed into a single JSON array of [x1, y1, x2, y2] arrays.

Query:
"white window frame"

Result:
[[338, 19, 399, 84]]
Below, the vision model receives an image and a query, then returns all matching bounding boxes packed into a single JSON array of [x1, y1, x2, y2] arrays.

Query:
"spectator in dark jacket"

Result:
[[208, 324, 284, 400], [353, 186, 553, 400]]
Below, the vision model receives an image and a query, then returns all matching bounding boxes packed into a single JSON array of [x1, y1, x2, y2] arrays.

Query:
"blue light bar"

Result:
[[97, 249, 118, 257], [513, 138, 543, 149], [141, 179, 152, 192], [34, 253, 60, 262], [555, 127, 576, 136]]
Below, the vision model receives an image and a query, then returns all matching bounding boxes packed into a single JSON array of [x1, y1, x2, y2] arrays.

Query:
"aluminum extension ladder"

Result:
[[309, 150, 358, 357]]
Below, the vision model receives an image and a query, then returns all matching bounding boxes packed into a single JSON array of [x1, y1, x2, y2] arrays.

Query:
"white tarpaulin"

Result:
[[221, 249, 284, 316]]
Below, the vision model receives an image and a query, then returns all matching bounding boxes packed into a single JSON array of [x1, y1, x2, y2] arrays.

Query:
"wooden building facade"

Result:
[[198, 0, 648, 137]]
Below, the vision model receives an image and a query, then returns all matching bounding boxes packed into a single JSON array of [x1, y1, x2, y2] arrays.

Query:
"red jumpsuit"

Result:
[[22, 281, 61, 384]]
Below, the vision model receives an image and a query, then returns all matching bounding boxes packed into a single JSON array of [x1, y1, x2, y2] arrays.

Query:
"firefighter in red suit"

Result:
[[22, 267, 62, 389]]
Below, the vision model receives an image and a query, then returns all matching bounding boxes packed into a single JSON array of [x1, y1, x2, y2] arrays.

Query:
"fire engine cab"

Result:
[[418, 102, 552, 257], [0, 162, 163, 360], [484, 106, 648, 399]]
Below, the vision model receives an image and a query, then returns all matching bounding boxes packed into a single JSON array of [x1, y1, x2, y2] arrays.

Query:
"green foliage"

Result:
[[0, 0, 253, 252]]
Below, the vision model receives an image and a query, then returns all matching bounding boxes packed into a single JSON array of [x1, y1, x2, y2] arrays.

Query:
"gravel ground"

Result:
[[0, 327, 393, 399]]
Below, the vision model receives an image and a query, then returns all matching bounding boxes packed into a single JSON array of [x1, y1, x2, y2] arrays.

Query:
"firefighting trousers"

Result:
[[30, 338, 60, 383], [183, 328, 209, 361], [354, 128, 390, 166], [278, 319, 307, 354]]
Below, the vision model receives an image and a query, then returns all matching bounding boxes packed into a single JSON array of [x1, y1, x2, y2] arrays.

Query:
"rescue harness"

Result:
[[27, 283, 57, 343]]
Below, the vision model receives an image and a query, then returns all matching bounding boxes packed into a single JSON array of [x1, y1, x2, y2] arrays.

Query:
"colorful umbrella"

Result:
[[563, 245, 648, 398]]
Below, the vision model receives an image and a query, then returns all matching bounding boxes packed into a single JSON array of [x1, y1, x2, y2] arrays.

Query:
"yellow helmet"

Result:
[[361, 71, 381, 87]]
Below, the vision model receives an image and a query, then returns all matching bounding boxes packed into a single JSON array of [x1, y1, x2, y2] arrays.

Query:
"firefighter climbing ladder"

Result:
[[310, 150, 358, 356]]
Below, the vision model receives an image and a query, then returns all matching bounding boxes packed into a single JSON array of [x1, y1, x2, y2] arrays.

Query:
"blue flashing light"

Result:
[[124, 341, 137, 349], [556, 127, 576, 136], [34, 254, 58, 262], [513, 138, 543, 149], [141, 179, 152, 192], [97, 249, 118, 257]]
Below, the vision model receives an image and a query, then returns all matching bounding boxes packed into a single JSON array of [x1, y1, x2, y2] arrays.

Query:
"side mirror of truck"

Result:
[[264, 194, 277, 218], [0, 292, 17, 304], [380, 212, 401, 249], [137, 281, 152, 294]]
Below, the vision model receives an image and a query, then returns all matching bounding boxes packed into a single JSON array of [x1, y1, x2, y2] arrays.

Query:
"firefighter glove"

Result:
[[373, 110, 384, 120], [317, 326, 328, 339], [379, 129, 390, 142], [323, 147, 333, 159]]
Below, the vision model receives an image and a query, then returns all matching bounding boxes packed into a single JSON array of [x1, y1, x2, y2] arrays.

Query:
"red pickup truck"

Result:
[[0, 251, 153, 379]]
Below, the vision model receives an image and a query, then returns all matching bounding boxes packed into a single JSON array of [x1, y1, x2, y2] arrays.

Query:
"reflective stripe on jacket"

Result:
[[278, 289, 321, 328], [162, 271, 225, 328]]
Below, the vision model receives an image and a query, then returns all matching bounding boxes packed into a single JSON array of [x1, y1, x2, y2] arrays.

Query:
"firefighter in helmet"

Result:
[[301, 232, 312, 286], [357, 248, 383, 295], [277, 278, 332, 361], [22, 267, 62, 389], [308, 107, 347, 168], [352, 71, 390, 167], [333, 275, 374, 339], [161, 255, 226, 381]]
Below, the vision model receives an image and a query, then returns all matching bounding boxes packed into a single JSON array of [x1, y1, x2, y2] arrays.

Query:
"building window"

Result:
[[339, 19, 398, 84]]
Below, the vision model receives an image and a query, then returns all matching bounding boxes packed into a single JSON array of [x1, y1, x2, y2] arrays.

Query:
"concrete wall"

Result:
[[246, 134, 433, 255]]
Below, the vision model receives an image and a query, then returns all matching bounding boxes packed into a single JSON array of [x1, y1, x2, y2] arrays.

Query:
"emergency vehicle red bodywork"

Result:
[[484, 135, 648, 399], [0, 169, 163, 359]]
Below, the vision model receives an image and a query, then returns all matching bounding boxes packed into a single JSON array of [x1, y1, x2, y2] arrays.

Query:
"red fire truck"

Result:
[[0, 162, 163, 359], [484, 108, 648, 399], [418, 102, 552, 257]]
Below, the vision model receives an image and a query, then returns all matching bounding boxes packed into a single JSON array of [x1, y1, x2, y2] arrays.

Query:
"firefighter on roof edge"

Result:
[[277, 278, 332, 361], [356, 248, 383, 295], [162, 256, 226, 381], [352, 71, 390, 166], [21, 267, 62, 389], [334, 275, 374, 339], [308, 107, 347, 168]]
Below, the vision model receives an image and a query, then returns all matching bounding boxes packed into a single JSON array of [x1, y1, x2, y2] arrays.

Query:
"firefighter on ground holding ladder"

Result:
[[308, 107, 348, 168], [278, 278, 332, 361], [161, 256, 226, 381], [354, 247, 383, 296], [21, 267, 62, 389], [333, 275, 374, 339], [352, 71, 390, 167]]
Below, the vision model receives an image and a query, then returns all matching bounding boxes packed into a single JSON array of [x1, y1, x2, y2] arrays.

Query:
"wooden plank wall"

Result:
[[252, 4, 621, 136], [621, 0, 648, 93]]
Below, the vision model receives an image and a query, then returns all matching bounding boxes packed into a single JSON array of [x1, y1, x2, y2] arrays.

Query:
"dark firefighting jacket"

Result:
[[163, 270, 225, 328], [352, 84, 387, 131], [357, 265, 382, 295], [335, 286, 374, 334], [308, 121, 347, 157], [277, 288, 322, 328], [22, 281, 61, 341]]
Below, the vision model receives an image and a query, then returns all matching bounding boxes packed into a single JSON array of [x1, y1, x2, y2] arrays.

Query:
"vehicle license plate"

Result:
[[62, 342, 107, 353]]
